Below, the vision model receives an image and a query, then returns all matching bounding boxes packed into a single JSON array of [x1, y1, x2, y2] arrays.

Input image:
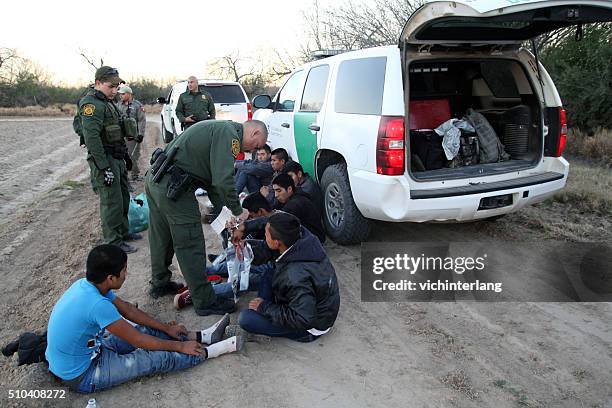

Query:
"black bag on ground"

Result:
[[2, 331, 47, 366], [410, 130, 446, 170]]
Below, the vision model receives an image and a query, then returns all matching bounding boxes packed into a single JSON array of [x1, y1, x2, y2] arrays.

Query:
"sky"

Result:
[[1, 0, 343, 86]]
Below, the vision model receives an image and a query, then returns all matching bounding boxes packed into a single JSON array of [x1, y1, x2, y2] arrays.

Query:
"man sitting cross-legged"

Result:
[[229, 212, 340, 342], [271, 173, 326, 243], [284, 160, 323, 215], [174, 192, 278, 309], [234, 144, 273, 194], [45, 244, 242, 393]]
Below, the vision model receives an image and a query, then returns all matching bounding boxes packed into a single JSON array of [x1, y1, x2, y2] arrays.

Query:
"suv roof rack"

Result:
[[311, 49, 345, 60]]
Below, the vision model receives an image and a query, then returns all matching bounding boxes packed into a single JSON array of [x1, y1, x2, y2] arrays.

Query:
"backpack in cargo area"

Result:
[[410, 130, 446, 170], [465, 108, 510, 163]]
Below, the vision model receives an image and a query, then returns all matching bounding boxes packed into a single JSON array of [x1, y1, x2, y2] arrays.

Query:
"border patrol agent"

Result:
[[145, 120, 268, 315], [79, 66, 141, 254], [175, 76, 215, 131], [116, 85, 146, 180]]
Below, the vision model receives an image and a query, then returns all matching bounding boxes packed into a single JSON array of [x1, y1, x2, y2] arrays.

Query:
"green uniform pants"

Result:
[[126, 139, 141, 178], [88, 155, 129, 245], [145, 173, 216, 309]]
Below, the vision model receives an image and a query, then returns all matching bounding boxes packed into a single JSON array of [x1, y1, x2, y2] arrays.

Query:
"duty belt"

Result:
[[103, 144, 127, 159]]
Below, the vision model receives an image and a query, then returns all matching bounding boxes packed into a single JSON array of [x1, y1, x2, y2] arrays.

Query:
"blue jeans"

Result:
[[238, 310, 317, 342], [206, 262, 274, 299], [235, 170, 263, 194], [76, 325, 204, 393]]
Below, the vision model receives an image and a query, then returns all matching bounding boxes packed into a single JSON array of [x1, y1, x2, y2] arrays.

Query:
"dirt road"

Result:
[[0, 118, 610, 408]]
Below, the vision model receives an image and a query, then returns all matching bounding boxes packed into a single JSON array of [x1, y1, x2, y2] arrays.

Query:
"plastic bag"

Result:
[[435, 118, 475, 160], [128, 193, 149, 233], [225, 242, 254, 302]]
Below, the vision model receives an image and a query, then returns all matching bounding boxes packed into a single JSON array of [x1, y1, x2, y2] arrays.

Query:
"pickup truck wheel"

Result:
[[320, 163, 371, 244], [161, 118, 173, 143]]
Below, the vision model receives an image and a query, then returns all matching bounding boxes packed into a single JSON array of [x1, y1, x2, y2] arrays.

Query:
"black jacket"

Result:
[[259, 227, 340, 331], [297, 173, 323, 214], [276, 191, 326, 243]]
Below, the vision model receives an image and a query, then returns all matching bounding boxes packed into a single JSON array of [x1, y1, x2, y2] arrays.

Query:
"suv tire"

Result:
[[320, 163, 371, 244], [161, 118, 174, 144]]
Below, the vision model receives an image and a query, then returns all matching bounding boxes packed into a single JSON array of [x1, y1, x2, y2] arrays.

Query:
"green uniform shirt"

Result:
[[168, 120, 243, 215], [79, 89, 125, 170], [175, 89, 216, 123]]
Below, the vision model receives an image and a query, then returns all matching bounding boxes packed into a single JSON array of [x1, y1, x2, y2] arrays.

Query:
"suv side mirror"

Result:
[[252, 94, 272, 109], [157, 97, 167, 104]]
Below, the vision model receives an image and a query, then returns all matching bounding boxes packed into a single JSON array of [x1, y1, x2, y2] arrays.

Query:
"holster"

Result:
[[151, 146, 179, 183], [104, 144, 128, 160], [166, 165, 194, 201]]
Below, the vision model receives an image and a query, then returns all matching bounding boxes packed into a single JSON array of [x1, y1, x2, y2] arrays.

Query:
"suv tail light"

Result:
[[556, 107, 567, 157], [247, 103, 253, 120], [376, 116, 405, 176]]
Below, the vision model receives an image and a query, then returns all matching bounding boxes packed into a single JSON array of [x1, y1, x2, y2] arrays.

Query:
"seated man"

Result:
[[46, 244, 241, 393], [284, 161, 323, 215], [235, 144, 273, 194], [173, 192, 277, 309], [272, 173, 326, 243], [260, 147, 289, 204], [232, 212, 340, 342]]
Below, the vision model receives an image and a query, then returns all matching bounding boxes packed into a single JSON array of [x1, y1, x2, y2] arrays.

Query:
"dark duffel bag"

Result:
[[410, 130, 446, 170]]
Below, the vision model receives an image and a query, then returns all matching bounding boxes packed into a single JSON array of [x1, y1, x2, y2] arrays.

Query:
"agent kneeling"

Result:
[[46, 244, 242, 393], [234, 212, 340, 342]]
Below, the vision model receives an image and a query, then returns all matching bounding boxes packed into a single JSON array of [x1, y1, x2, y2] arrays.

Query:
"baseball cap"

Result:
[[118, 85, 133, 94], [95, 66, 122, 86]]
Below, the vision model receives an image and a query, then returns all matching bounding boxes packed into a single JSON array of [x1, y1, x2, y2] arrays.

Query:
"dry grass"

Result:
[[0, 104, 76, 117], [0, 103, 161, 117], [566, 128, 612, 168], [440, 369, 479, 400], [553, 161, 612, 216]]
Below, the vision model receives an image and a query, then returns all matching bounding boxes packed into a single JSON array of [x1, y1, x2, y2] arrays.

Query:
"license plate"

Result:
[[478, 194, 513, 210]]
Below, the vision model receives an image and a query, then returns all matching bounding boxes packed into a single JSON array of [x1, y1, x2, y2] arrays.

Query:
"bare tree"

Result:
[[78, 48, 104, 70], [299, 0, 423, 59], [206, 52, 258, 82], [0, 47, 21, 82]]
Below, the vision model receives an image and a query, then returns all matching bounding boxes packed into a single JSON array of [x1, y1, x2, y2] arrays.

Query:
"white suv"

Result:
[[158, 79, 252, 143], [253, 0, 612, 244]]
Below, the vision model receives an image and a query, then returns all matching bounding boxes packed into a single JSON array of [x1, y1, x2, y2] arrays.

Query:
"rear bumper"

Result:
[[351, 158, 569, 222]]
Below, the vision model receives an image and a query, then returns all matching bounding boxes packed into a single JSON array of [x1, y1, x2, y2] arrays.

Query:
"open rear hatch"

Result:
[[400, 1, 612, 47], [399, 1, 612, 181]]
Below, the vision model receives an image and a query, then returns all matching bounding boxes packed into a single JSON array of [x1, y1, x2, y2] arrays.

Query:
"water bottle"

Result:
[[86, 398, 98, 408]]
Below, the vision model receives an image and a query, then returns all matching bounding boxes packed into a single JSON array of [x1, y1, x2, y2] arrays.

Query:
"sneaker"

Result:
[[124, 232, 143, 241], [195, 297, 236, 316], [207, 275, 224, 285], [195, 188, 208, 196], [208, 313, 231, 344], [225, 324, 271, 343], [207, 254, 219, 263], [118, 242, 138, 254], [174, 290, 192, 310], [149, 281, 185, 298]]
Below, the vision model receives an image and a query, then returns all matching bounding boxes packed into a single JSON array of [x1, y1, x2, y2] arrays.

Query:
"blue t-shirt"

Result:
[[46, 278, 121, 380]]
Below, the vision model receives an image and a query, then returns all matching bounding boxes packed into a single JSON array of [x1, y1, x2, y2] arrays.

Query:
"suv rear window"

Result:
[[199, 85, 246, 103], [335, 57, 386, 115]]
